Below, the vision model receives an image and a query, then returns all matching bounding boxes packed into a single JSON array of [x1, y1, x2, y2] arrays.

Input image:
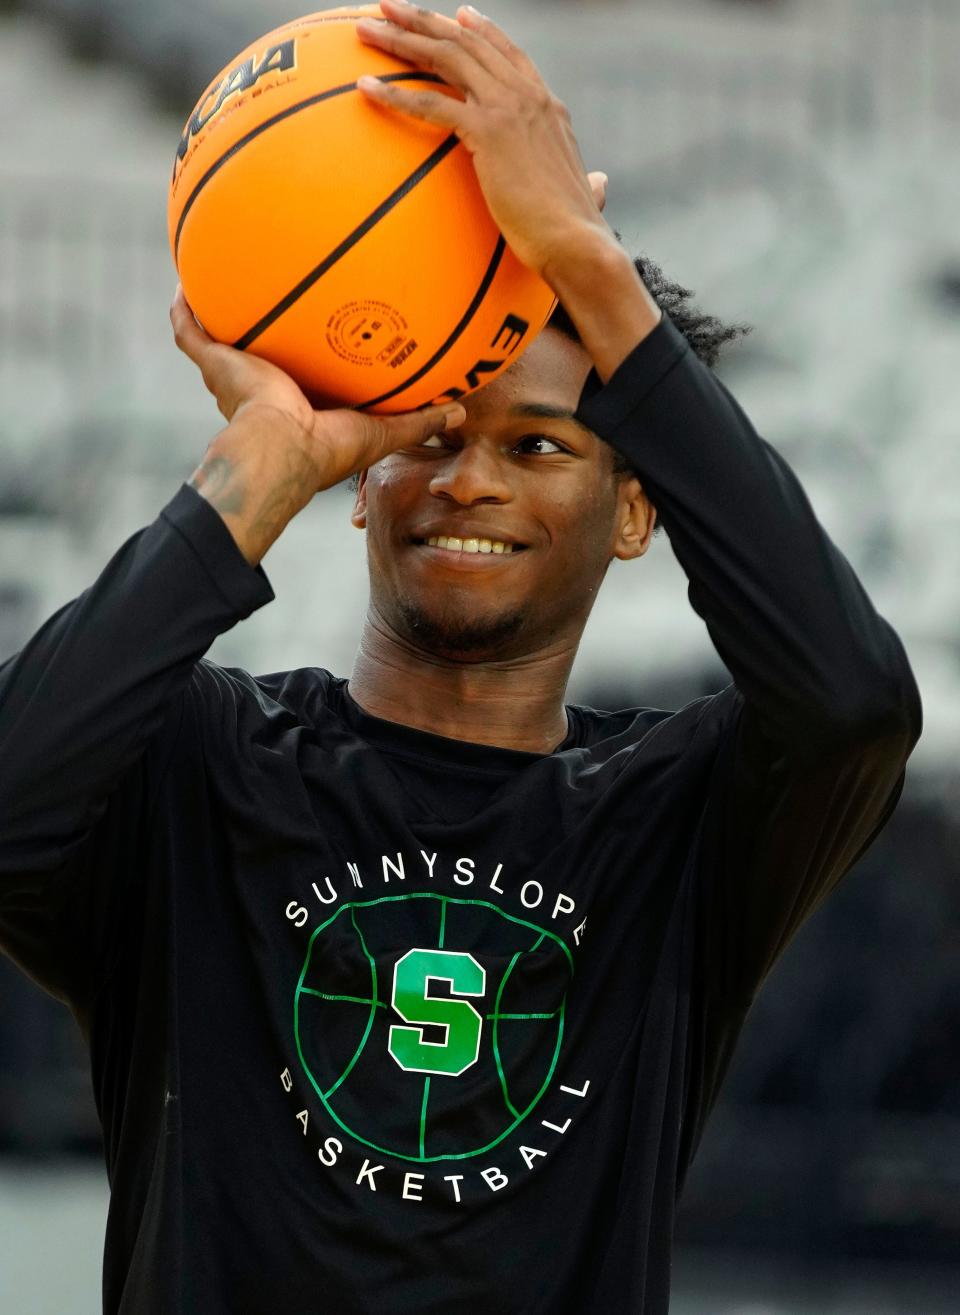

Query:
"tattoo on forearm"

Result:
[[189, 441, 314, 564], [189, 454, 247, 516]]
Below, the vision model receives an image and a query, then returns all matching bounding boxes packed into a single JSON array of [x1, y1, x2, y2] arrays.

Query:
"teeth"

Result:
[[423, 536, 516, 555]]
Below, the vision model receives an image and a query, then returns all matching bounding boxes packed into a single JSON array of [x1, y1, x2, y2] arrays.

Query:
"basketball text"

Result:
[[429, 313, 531, 405], [173, 39, 297, 180]]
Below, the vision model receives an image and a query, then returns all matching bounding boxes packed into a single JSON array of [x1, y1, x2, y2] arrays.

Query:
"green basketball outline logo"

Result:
[[293, 892, 573, 1163]]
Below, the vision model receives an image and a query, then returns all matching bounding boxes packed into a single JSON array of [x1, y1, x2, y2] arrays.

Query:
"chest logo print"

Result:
[[294, 892, 572, 1163]]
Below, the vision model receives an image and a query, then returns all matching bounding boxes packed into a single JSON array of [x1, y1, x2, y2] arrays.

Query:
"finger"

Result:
[[356, 400, 467, 466], [377, 0, 528, 84], [356, 16, 505, 100], [170, 284, 242, 413], [170, 284, 215, 364], [587, 170, 608, 213], [379, 0, 461, 38], [455, 5, 543, 82], [356, 74, 466, 130]]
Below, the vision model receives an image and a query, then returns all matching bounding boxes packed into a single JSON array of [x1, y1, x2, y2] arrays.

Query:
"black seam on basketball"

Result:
[[353, 235, 508, 412], [172, 72, 445, 262], [231, 132, 461, 352]]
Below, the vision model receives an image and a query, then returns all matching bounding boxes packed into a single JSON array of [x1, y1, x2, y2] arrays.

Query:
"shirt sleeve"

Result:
[[575, 312, 923, 1163], [0, 483, 275, 1007]]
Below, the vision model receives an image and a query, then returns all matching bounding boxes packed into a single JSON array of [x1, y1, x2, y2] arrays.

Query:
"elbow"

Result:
[[815, 659, 923, 758]]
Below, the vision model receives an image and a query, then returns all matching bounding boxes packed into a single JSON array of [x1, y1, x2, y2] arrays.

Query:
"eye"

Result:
[[413, 432, 569, 454], [512, 434, 568, 455]]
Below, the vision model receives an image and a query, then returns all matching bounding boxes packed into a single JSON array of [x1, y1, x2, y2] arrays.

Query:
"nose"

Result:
[[428, 441, 513, 506]]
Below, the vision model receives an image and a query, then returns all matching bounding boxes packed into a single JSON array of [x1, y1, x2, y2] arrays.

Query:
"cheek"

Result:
[[549, 484, 618, 560], [368, 454, 408, 493], [363, 463, 419, 540]]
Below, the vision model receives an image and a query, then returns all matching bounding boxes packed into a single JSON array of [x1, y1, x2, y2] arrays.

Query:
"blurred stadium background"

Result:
[[1, 0, 958, 1310]]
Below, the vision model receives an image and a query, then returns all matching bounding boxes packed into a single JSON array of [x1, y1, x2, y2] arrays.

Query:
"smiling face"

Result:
[[351, 326, 657, 662]]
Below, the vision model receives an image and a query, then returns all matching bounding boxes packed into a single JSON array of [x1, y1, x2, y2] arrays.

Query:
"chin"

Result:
[[394, 596, 527, 661]]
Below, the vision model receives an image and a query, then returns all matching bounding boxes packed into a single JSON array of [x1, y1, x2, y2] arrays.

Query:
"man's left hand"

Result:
[[355, 0, 615, 287]]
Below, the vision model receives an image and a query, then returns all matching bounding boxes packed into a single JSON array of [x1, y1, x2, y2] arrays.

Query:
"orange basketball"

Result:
[[167, 5, 558, 413]]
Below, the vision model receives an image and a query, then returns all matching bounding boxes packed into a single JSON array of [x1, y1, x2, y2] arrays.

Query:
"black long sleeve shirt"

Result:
[[0, 312, 922, 1314]]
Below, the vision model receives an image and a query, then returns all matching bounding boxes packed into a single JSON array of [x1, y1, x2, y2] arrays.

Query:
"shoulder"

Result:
[[185, 659, 345, 730], [567, 683, 740, 756]]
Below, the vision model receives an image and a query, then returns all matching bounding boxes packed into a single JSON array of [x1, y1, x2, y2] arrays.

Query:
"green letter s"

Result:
[[388, 948, 485, 1076]]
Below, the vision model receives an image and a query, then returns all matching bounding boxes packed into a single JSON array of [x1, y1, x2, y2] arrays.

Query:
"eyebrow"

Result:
[[508, 402, 593, 433]]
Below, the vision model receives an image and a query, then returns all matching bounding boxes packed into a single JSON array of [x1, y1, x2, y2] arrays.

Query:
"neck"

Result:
[[348, 608, 577, 753]]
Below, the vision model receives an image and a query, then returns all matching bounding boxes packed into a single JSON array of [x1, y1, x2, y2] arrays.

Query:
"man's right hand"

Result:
[[170, 284, 466, 566]]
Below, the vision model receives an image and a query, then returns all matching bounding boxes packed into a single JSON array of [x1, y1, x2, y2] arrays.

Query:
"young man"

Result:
[[0, 4, 921, 1313]]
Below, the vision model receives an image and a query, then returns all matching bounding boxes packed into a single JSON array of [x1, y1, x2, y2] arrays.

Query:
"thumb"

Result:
[[354, 400, 467, 466]]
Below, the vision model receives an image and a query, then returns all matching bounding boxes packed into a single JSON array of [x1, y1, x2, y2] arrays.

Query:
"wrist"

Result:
[[191, 407, 318, 567], [543, 238, 662, 384], [541, 225, 625, 294], [228, 399, 312, 451]]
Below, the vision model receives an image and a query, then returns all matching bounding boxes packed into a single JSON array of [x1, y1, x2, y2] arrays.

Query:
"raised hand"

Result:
[[355, 0, 613, 286], [171, 284, 465, 563]]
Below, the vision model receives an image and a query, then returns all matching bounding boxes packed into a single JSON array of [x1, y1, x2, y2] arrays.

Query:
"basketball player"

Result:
[[0, 3, 921, 1312]]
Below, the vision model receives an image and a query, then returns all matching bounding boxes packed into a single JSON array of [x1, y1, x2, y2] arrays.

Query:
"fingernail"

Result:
[[442, 403, 466, 428]]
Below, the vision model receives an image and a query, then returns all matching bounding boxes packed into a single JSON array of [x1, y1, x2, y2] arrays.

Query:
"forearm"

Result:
[[574, 312, 922, 752], [189, 404, 318, 568], [544, 236, 662, 383]]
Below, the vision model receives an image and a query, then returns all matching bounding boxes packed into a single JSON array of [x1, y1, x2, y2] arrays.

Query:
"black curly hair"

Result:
[[550, 249, 750, 370]]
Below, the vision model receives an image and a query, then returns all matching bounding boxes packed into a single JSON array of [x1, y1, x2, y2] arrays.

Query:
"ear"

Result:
[[350, 468, 368, 530], [611, 476, 656, 562]]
